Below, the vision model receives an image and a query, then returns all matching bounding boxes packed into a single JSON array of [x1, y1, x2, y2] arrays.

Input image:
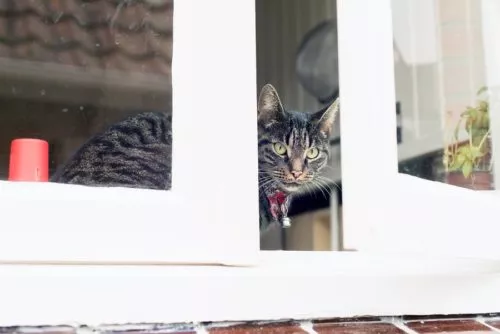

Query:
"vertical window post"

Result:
[[337, 0, 398, 249]]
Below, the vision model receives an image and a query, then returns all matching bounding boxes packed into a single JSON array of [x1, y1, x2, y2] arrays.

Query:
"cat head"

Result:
[[257, 84, 339, 193]]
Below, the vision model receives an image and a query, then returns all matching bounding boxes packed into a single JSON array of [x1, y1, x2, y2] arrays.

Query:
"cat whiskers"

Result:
[[310, 178, 332, 200], [301, 181, 324, 201], [320, 167, 342, 188], [258, 175, 277, 192], [317, 174, 341, 191], [301, 182, 314, 197], [272, 171, 285, 178]]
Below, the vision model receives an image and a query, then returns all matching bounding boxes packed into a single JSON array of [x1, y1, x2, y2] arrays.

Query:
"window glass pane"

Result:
[[1, 0, 172, 190], [393, 0, 496, 191], [256, 0, 345, 251]]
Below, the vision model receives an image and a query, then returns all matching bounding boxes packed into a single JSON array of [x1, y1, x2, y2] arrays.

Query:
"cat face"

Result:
[[257, 84, 339, 193]]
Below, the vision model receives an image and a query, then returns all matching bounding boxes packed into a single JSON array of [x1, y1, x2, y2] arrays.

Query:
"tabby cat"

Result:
[[51, 84, 338, 233], [51, 111, 172, 190], [257, 84, 339, 231]]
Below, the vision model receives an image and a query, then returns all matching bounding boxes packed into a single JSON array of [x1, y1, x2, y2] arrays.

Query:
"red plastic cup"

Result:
[[8, 138, 49, 182]]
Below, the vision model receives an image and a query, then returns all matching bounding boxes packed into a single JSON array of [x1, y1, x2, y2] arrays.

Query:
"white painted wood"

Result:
[[0, 0, 259, 266], [364, 173, 500, 260], [1, 252, 500, 326], [362, 0, 500, 260], [171, 0, 259, 262], [340, 0, 500, 260], [4, 1, 500, 325], [337, 0, 399, 250]]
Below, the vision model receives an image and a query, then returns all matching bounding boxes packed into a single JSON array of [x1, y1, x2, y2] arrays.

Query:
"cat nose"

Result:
[[291, 171, 303, 179]]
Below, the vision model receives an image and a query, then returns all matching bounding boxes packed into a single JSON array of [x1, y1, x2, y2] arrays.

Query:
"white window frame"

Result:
[[342, 0, 500, 260], [0, 0, 259, 266], [1, 0, 500, 325]]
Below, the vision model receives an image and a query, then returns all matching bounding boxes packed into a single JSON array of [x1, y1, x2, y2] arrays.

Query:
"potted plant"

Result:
[[443, 86, 493, 190]]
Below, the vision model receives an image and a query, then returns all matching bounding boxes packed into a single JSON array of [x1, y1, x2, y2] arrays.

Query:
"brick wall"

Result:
[[4, 314, 500, 333]]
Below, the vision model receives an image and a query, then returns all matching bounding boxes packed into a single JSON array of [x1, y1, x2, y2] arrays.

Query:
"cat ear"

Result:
[[258, 84, 285, 127], [312, 97, 339, 138]]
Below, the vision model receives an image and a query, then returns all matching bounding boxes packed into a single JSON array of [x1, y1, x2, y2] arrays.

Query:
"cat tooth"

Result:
[[281, 217, 291, 228]]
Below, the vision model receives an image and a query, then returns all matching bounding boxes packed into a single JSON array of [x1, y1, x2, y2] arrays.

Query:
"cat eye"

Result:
[[306, 147, 319, 159], [272, 142, 287, 156]]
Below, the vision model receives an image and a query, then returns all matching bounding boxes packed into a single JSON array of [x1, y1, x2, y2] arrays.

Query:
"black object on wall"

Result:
[[296, 20, 339, 105]]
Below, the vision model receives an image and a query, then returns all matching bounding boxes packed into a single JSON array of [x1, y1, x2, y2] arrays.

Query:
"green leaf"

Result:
[[479, 101, 489, 113], [482, 112, 490, 128], [456, 154, 466, 165], [469, 109, 478, 120], [449, 156, 464, 170], [477, 86, 488, 96], [462, 161, 473, 178], [470, 146, 485, 159], [457, 146, 471, 158]]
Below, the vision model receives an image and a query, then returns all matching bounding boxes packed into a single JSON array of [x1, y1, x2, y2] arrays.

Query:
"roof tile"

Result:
[[0, 0, 172, 75]]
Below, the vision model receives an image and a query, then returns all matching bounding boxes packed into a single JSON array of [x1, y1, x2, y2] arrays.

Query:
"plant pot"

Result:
[[445, 170, 494, 190]]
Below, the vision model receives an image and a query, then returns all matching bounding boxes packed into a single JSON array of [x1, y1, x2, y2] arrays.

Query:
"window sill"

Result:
[[0, 180, 257, 266], [2, 251, 500, 326]]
